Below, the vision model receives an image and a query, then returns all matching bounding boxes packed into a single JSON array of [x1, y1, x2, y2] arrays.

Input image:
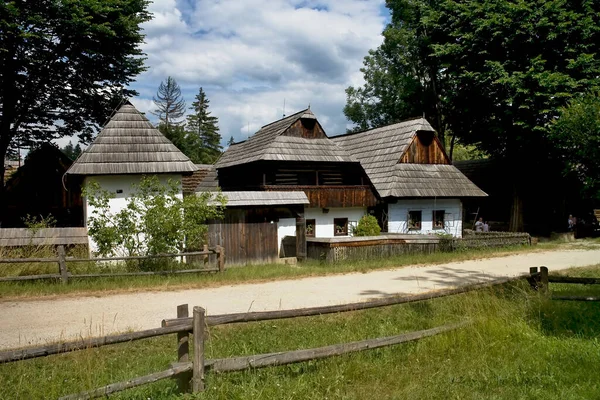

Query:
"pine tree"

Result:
[[61, 141, 82, 160], [186, 88, 222, 164], [152, 77, 186, 128], [227, 136, 235, 146]]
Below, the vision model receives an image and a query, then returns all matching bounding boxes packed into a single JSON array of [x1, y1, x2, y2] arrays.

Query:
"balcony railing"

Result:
[[261, 185, 377, 208]]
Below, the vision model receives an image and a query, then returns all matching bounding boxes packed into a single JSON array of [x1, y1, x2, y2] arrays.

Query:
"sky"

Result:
[[124, 0, 389, 146]]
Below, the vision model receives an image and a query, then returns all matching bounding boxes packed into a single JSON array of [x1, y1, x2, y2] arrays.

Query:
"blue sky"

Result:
[[121, 0, 389, 146]]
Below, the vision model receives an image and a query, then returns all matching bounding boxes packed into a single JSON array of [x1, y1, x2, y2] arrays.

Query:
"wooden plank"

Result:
[[207, 322, 467, 373], [0, 257, 60, 264], [176, 304, 191, 393], [65, 268, 219, 279], [67, 250, 215, 263], [548, 276, 600, 285], [0, 274, 62, 282], [57, 245, 69, 284], [0, 324, 189, 364], [192, 307, 206, 392], [552, 296, 600, 302], [296, 217, 306, 261], [162, 275, 524, 329], [58, 362, 192, 400], [540, 266, 549, 294]]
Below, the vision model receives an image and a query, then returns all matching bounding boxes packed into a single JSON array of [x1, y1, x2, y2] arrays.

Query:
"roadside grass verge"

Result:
[[2, 274, 600, 399], [0, 242, 560, 299]]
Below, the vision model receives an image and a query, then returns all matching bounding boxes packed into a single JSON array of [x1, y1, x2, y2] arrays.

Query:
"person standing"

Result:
[[475, 217, 484, 232]]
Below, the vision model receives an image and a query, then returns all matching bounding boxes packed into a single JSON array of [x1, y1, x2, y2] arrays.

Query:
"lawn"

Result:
[[1, 265, 599, 399], [0, 242, 560, 299]]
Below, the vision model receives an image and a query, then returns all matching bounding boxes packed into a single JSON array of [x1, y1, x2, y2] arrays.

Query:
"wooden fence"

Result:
[[528, 266, 600, 301], [0, 245, 225, 283], [0, 275, 528, 399]]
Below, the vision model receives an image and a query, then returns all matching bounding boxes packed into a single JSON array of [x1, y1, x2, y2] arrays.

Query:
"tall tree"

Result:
[[344, 0, 446, 143], [61, 141, 82, 160], [0, 0, 150, 189], [348, 0, 600, 231], [227, 136, 235, 146], [152, 77, 186, 128], [551, 92, 600, 201], [186, 88, 222, 164]]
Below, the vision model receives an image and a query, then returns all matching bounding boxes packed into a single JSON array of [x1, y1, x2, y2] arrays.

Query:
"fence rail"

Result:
[[0, 245, 225, 283], [528, 266, 600, 302], [1, 273, 531, 399]]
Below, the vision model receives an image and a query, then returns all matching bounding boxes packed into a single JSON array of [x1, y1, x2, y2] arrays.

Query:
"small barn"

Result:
[[65, 101, 198, 252]]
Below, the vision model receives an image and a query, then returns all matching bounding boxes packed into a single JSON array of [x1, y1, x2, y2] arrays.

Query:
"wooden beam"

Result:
[[176, 304, 191, 393], [548, 276, 600, 285], [162, 275, 524, 329], [552, 296, 600, 302], [57, 245, 69, 284], [207, 322, 467, 373], [192, 307, 206, 393], [58, 362, 192, 400]]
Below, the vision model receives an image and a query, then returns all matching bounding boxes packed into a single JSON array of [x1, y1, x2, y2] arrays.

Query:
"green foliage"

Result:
[[186, 87, 222, 164], [551, 92, 600, 200], [0, 0, 151, 186], [60, 141, 83, 160], [82, 176, 226, 257], [152, 76, 186, 127], [22, 214, 57, 232], [348, 0, 600, 163], [352, 215, 381, 236]]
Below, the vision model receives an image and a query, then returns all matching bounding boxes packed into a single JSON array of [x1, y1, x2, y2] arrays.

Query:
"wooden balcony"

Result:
[[261, 185, 377, 208]]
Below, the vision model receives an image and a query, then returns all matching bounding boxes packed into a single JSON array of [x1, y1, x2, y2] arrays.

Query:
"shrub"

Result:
[[353, 215, 381, 236]]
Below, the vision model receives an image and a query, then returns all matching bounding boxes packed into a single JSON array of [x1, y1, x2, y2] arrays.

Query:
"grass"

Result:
[[0, 242, 562, 299], [2, 268, 600, 399]]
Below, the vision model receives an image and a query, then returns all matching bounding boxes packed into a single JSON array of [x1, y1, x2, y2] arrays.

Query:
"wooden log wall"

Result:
[[208, 209, 279, 265], [263, 185, 377, 208], [307, 238, 439, 263], [400, 131, 449, 165]]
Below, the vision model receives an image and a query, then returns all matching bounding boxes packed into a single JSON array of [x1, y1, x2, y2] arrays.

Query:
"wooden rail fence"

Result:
[[529, 266, 600, 301], [0, 275, 532, 399], [0, 244, 226, 283]]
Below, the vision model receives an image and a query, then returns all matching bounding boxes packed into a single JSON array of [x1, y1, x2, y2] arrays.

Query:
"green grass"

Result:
[[0, 242, 560, 299], [2, 269, 600, 399]]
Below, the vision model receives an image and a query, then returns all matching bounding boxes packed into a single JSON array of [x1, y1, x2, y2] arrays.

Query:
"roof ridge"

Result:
[[331, 116, 429, 139], [259, 108, 309, 130]]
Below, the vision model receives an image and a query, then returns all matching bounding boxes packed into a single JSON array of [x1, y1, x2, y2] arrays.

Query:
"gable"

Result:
[[399, 131, 450, 165], [282, 118, 327, 139]]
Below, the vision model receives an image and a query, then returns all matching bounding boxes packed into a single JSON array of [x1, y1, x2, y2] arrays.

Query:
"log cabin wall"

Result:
[[400, 131, 450, 165], [282, 118, 327, 139]]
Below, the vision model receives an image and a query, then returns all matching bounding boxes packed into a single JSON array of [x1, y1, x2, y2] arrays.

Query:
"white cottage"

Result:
[[66, 102, 197, 251], [331, 118, 487, 237]]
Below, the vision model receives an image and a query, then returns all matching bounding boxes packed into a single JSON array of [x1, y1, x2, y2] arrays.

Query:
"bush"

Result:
[[352, 215, 381, 236]]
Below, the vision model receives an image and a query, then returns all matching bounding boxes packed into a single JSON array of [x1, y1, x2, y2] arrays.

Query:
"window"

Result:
[[408, 211, 422, 230], [306, 219, 316, 237], [334, 218, 349, 236], [433, 210, 445, 230]]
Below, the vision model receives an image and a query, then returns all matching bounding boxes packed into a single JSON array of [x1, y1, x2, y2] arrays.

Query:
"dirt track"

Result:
[[1, 248, 599, 350]]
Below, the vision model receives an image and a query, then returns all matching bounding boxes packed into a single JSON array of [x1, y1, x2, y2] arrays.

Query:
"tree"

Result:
[[551, 92, 600, 201], [153, 77, 186, 128], [61, 141, 82, 160], [344, 0, 447, 143], [227, 136, 235, 146], [83, 176, 226, 258], [186, 87, 222, 164], [0, 0, 151, 189], [348, 0, 600, 230]]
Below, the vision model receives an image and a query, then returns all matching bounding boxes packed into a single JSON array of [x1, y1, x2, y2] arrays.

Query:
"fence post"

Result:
[[57, 245, 69, 284], [216, 246, 225, 272], [203, 244, 209, 267], [175, 304, 191, 393], [528, 267, 539, 290], [192, 306, 206, 393], [540, 266, 549, 294]]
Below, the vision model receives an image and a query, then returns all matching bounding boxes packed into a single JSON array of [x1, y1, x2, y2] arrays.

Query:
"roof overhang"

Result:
[[200, 191, 309, 207]]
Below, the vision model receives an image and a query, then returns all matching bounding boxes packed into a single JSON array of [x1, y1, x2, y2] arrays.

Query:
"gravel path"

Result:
[[1, 248, 599, 350]]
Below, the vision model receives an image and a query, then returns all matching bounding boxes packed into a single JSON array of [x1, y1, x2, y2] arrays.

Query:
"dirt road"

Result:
[[1, 248, 599, 350]]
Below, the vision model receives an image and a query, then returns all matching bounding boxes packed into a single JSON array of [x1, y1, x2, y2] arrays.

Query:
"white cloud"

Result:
[[129, 0, 387, 143]]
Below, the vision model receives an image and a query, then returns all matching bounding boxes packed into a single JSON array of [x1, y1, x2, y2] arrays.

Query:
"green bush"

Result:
[[352, 215, 381, 236]]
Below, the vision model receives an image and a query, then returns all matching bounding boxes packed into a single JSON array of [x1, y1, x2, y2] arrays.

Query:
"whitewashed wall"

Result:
[[388, 199, 463, 237], [83, 174, 183, 253], [304, 207, 366, 238], [277, 218, 296, 256]]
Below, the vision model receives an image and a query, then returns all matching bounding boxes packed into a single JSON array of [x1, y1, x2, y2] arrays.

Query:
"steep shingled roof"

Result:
[[332, 118, 486, 198], [216, 109, 355, 168], [67, 102, 197, 175]]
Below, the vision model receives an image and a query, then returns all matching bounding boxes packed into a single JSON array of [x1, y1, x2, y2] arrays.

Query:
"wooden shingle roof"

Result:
[[67, 103, 197, 175], [216, 109, 355, 169], [332, 118, 486, 198]]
